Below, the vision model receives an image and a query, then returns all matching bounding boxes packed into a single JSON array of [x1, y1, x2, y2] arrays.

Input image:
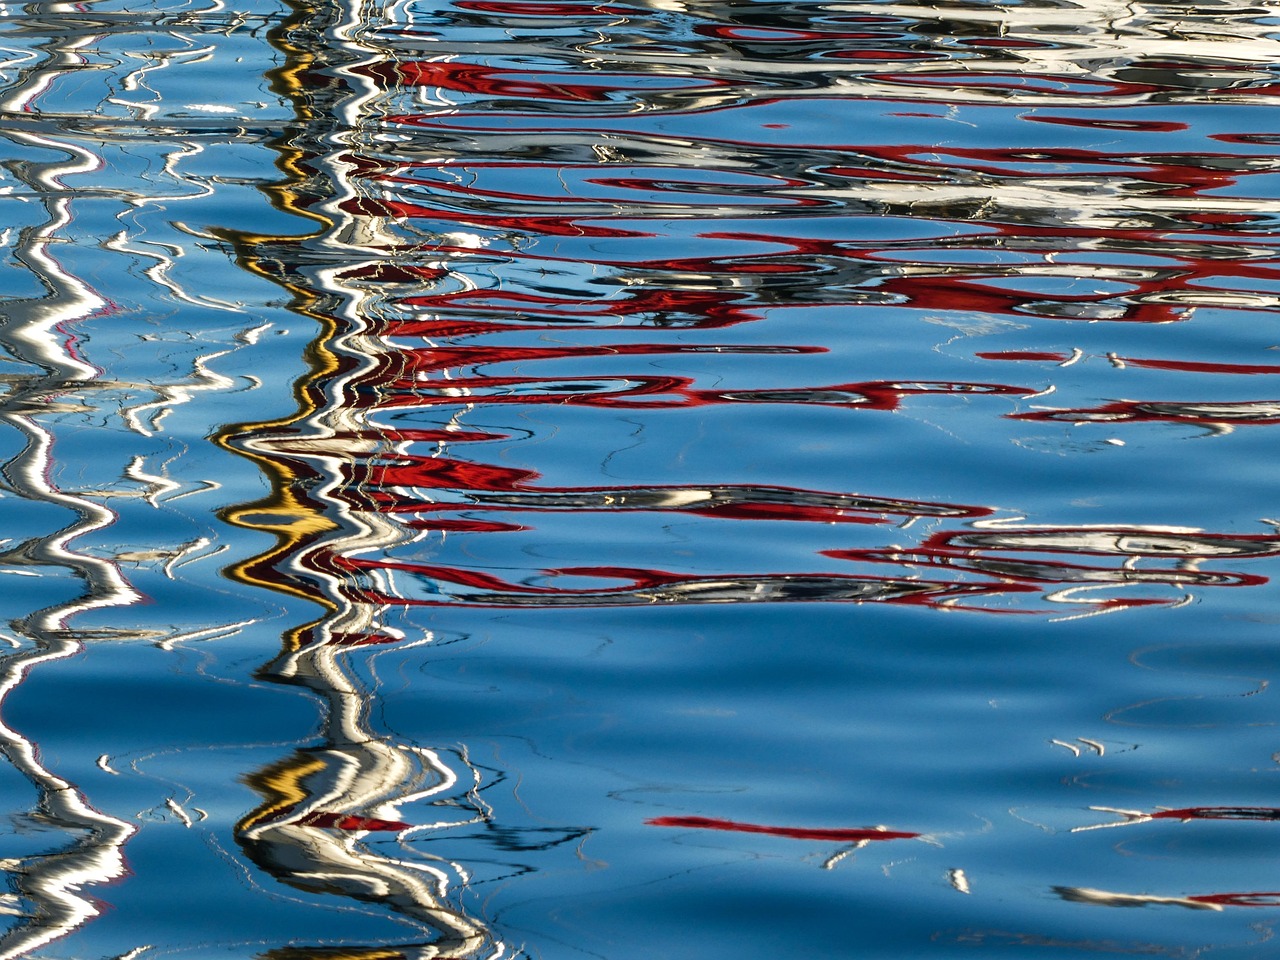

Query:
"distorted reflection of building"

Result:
[[1055, 885, 1280, 911], [206, 0, 1280, 950], [349, 0, 1280, 336], [212, 0, 598, 955], [212, 0, 1280, 657]]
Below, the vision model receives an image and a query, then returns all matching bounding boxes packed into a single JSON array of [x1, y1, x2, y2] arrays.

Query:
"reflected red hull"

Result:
[[645, 816, 919, 842]]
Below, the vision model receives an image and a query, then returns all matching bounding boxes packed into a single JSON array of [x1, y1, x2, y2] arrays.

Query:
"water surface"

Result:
[[2, 0, 1280, 957]]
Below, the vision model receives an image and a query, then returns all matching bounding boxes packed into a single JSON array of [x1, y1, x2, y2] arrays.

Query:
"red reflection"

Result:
[[298, 812, 414, 832], [645, 816, 919, 842], [357, 60, 731, 103], [360, 375, 1031, 411], [1117, 357, 1280, 375], [1187, 892, 1280, 907], [977, 351, 1074, 363], [328, 632, 405, 646]]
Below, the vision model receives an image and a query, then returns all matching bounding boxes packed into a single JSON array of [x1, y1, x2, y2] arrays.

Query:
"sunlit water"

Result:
[[3, 0, 1280, 957]]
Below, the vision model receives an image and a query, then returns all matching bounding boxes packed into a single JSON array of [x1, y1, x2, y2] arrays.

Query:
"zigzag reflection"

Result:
[[207, 0, 1280, 953], [0, 36, 138, 958], [0, 5, 310, 952], [0, 409, 137, 959], [212, 0, 525, 955], [236, 643, 498, 959]]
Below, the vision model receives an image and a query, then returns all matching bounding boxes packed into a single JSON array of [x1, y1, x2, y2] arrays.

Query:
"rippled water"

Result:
[[4, 0, 1280, 956]]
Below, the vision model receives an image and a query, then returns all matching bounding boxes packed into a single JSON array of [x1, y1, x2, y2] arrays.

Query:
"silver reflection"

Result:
[[216, 0, 506, 955], [0, 2, 276, 951], [0, 12, 137, 954]]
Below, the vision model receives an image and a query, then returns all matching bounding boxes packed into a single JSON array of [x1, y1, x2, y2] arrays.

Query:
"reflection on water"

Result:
[[1076, 804, 1280, 833], [1056, 885, 1280, 911], [0, 17, 154, 954], [4, 0, 1280, 955], [0, 0, 321, 952]]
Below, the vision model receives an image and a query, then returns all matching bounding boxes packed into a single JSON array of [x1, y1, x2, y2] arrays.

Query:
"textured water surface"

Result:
[[3, 0, 1280, 957]]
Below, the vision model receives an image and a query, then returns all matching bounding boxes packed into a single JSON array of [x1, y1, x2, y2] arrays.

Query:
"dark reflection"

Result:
[[646, 816, 919, 843], [1013, 399, 1280, 430], [1056, 886, 1280, 911], [1075, 805, 1280, 832]]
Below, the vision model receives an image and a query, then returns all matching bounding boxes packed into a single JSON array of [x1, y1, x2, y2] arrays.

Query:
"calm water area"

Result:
[[2, 0, 1280, 956]]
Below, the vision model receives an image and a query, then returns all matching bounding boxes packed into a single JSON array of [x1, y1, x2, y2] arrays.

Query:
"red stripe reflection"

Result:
[[298, 812, 413, 831], [645, 816, 919, 842]]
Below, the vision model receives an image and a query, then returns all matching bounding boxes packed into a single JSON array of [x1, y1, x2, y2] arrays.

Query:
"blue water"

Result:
[[3, 0, 1280, 956]]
